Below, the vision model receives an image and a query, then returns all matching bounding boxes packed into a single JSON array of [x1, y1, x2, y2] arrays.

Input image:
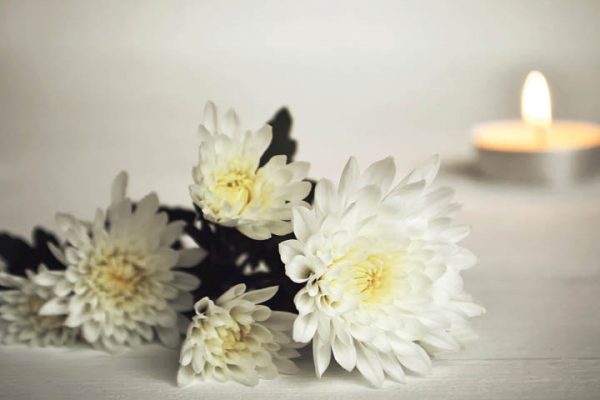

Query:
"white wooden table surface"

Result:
[[1, 169, 600, 400]]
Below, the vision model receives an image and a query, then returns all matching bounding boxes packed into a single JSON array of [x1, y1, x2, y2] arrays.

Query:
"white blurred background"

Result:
[[1, 0, 599, 234]]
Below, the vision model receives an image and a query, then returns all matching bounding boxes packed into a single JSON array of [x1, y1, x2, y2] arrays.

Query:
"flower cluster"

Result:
[[1, 172, 206, 351], [0, 101, 483, 389]]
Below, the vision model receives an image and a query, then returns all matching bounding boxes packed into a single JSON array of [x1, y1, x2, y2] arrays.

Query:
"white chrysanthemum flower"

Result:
[[36, 172, 206, 351], [0, 265, 78, 347], [280, 156, 485, 387], [190, 102, 312, 240], [177, 284, 301, 387]]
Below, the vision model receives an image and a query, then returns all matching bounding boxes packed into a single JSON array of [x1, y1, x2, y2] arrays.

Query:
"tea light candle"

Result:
[[474, 71, 600, 184]]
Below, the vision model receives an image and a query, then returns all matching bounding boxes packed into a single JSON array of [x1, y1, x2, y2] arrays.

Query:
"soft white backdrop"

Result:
[[1, 0, 599, 233]]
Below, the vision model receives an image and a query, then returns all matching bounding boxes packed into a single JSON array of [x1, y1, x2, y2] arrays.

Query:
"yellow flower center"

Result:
[[327, 247, 404, 307], [201, 323, 252, 357], [210, 167, 257, 215], [351, 254, 396, 304], [216, 324, 251, 351], [89, 253, 146, 304]]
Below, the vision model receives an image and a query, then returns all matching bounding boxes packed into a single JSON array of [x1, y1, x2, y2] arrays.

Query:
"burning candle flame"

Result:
[[521, 71, 552, 130]]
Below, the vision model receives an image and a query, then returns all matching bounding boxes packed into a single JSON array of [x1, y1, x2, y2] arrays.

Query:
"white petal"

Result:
[[240, 286, 278, 304], [285, 181, 312, 202], [253, 124, 273, 155], [286, 161, 310, 181], [32, 270, 62, 287], [38, 297, 68, 316], [385, 180, 425, 205], [160, 221, 185, 246], [193, 297, 212, 315], [264, 311, 296, 331], [423, 187, 455, 213], [107, 199, 132, 224], [177, 366, 196, 387], [222, 109, 240, 136], [448, 248, 478, 271], [238, 224, 272, 240], [0, 272, 26, 288], [453, 301, 486, 317], [171, 272, 201, 291], [421, 331, 460, 351], [331, 334, 356, 371], [313, 334, 332, 378], [257, 364, 279, 380], [216, 284, 246, 305], [262, 154, 287, 171], [170, 291, 194, 311], [55, 213, 79, 232], [293, 288, 314, 314], [52, 279, 72, 297], [353, 185, 382, 210], [441, 225, 471, 242], [111, 171, 128, 205], [65, 308, 88, 327], [349, 323, 375, 342], [279, 239, 304, 264], [157, 326, 180, 348], [229, 365, 260, 386], [135, 193, 160, 219], [82, 321, 101, 343], [202, 101, 218, 133], [252, 305, 271, 322], [267, 220, 293, 236], [293, 312, 318, 343], [361, 156, 396, 192], [393, 341, 432, 375], [400, 154, 440, 187], [197, 124, 212, 142], [191, 346, 205, 372], [338, 157, 360, 201], [355, 342, 384, 387], [91, 208, 106, 240], [273, 358, 299, 375], [314, 179, 337, 214], [379, 351, 406, 383], [286, 255, 313, 283], [48, 243, 67, 265], [156, 307, 178, 328], [292, 206, 317, 243], [177, 248, 207, 267]]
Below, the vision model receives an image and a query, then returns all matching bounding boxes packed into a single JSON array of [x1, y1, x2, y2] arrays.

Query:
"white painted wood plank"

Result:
[[2, 346, 599, 400]]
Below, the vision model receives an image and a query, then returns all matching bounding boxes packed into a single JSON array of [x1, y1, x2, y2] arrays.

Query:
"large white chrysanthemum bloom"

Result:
[[36, 172, 206, 351], [190, 102, 312, 240], [177, 284, 301, 387], [279, 156, 485, 387], [0, 266, 78, 347]]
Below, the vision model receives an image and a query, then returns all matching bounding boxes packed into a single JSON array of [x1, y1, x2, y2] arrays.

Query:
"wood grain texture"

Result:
[[1, 173, 600, 399]]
